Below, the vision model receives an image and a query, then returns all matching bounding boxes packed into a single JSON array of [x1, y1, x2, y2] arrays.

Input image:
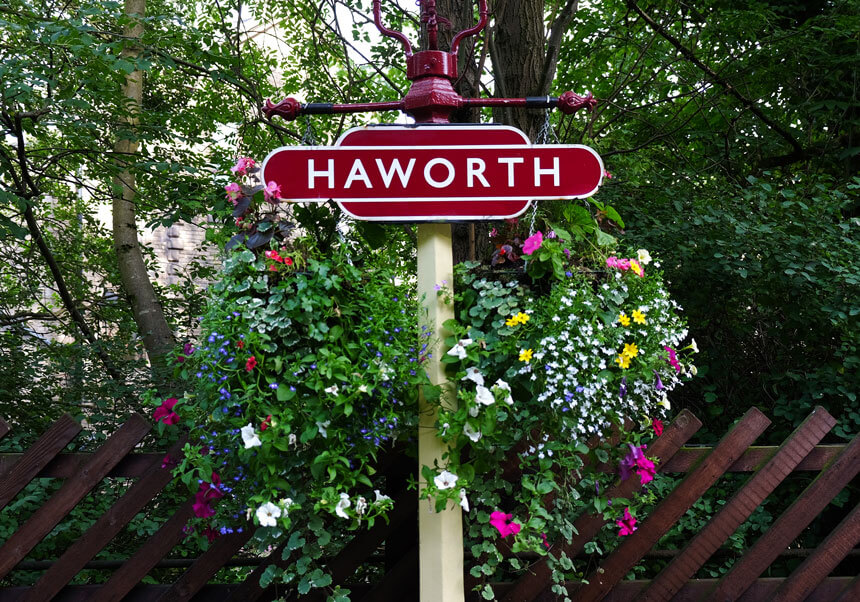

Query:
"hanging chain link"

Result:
[[527, 110, 558, 235]]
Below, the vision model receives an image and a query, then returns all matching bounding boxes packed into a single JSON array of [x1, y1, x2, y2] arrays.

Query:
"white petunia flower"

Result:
[[689, 338, 699, 353], [446, 338, 473, 360], [658, 392, 671, 410], [256, 502, 282, 527], [240, 424, 262, 449], [493, 379, 514, 405], [475, 385, 494, 406], [316, 420, 330, 438], [459, 488, 470, 513], [463, 422, 482, 442], [324, 384, 339, 396], [462, 366, 485, 386], [374, 489, 392, 503], [288, 433, 297, 447], [434, 470, 458, 490], [358, 384, 369, 393], [335, 492, 351, 518], [637, 249, 652, 265], [355, 496, 368, 515]]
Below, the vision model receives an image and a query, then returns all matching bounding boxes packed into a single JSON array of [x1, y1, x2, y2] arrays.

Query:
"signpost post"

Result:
[[262, 2, 601, 599]]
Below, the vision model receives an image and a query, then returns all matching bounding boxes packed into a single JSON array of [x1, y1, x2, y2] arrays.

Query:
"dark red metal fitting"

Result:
[[263, 97, 301, 121], [558, 91, 598, 115], [406, 51, 458, 80]]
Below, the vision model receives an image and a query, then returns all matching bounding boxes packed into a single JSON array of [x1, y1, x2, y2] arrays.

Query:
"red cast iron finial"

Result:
[[263, 0, 596, 125]]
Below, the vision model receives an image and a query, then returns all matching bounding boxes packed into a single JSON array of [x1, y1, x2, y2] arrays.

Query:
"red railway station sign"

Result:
[[261, 125, 604, 221]]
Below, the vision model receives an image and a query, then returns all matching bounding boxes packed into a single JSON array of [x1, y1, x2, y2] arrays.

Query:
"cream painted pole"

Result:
[[416, 223, 464, 602]]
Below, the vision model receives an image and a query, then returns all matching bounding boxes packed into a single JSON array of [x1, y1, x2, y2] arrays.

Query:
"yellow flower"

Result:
[[623, 342, 639, 358], [632, 310, 647, 325], [615, 354, 631, 369], [506, 312, 531, 327], [618, 313, 631, 327], [630, 260, 644, 277], [519, 348, 533, 363]]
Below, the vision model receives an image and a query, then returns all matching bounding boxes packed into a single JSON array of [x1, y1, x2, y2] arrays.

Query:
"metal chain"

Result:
[[527, 110, 558, 235], [301, 118, 318, 146]]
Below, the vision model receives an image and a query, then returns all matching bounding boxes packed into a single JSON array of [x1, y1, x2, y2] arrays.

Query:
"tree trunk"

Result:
[[112, 0, 175, 381]]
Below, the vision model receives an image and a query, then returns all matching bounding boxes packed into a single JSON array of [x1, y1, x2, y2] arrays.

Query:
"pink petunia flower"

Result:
[[231, 157, 255, 177], [617, 507, 637, 536], [489, 511, 521, 538], [619, 444, 657, 485], [153, 397, 180, 425], [664, 346, 681, 373], [245, 356, 257, 372], [652, 419, 664, 437], [522, 231, 543, 255]]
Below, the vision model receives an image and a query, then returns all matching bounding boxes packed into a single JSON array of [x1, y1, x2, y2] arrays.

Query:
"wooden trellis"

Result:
[[0, 406, 857, 601]]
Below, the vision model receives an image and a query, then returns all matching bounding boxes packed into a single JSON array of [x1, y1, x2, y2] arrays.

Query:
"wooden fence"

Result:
[[0, 406, 857, 601]]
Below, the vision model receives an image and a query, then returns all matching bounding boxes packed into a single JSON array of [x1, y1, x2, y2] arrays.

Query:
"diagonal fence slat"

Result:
[[499, 408, 702, 602], [156, 529, 254, 602], [359, 545, 419, 602], [0, 413, 81, 511], [0, 417, 9, 441], [834, 574, 860, 602], [91, 497, 196, 602], [574, 406, 771, 602], [769, 501, 860, 602], [711, 430, 860, 600], [0, 413, 150, 579], [635, 406, 836, 602], [21, 436, 188, 602]]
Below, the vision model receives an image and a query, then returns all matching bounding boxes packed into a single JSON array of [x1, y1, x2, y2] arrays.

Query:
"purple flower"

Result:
[[619, 377, 627, 399], [653, 370, 664, 390]]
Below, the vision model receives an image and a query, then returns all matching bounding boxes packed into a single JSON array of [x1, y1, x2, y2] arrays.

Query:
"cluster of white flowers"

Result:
[[334, 489, 392, 519], [519, 270, 689, 442], [458, 365, 514, 442]]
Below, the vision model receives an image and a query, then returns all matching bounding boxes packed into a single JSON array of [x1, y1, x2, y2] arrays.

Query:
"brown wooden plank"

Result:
[[636, 406, 836, 602], [0, 417, 10, 441], [0, 413, 150, 579], [0, 452, 166, 478], [222, 541, 291, 602], [834, 574, 860, 602], [157, 528, 253, 602], [770, 501, 860, 602], [661, 444, 845, 473], [22, 437, 188, 602], [0, 413, 81, 511], [91, 497, 196, 602], [499, 408, 702, 602], [483, 577, 855, 602], [711, 430, 860, 601], [359, 545, 419, 602], [575, 406, 771, 602]]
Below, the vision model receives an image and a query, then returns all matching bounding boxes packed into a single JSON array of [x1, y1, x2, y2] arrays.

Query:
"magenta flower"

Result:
[[224, 182, 241, 203], [193, 472, 225, 518], [153, 397, 180, 425], [653, 419, 664, 437], [231, 157, 255, 176], [245, 355, 257, 372], [263, 180, 281, 203], [617, 507, 637, 536], [619, 444, 656, 485], [664, 346, 681, 373], [522, 231, 543, 255], [489, 511, 522, 538]]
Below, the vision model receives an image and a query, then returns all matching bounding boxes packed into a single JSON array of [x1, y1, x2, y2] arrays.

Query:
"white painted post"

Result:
[[416, 222, 464, 602]]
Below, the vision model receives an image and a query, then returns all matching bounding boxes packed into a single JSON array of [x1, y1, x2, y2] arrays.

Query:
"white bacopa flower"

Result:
[[463, 422, 482, 442], [256, 502, 282, 527], [374, 489, 392, 503], [324, 384, 339, 396], [434, 470, 458, 490], [475, 385, 495, 406], [462, 366, 485, 386], [316, 420, 330, 438], [240, 424, 262, 449], [459, 488, 470, 513], [355, 496, 368, 515], [335, 492, 351, 518], [446, 338, 473, 360], [637, 249, 652, 265]]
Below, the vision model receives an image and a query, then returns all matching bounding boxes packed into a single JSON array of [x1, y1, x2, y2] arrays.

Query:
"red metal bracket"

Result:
[[263, 0, 595, 125]]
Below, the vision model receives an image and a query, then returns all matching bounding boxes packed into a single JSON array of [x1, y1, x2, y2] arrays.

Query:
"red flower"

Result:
[[245, 356, 257, 372], [261, 415, 273, 431], [153, 397, 180, 425], [161, 454, 177, 469], [284, 257, 293, 266], [237, 340, 245, 349], [193, 473, 224, 518], [617, 507, 637, 536], [652, 419, 664, 437], [201, 526, 219, 542]]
